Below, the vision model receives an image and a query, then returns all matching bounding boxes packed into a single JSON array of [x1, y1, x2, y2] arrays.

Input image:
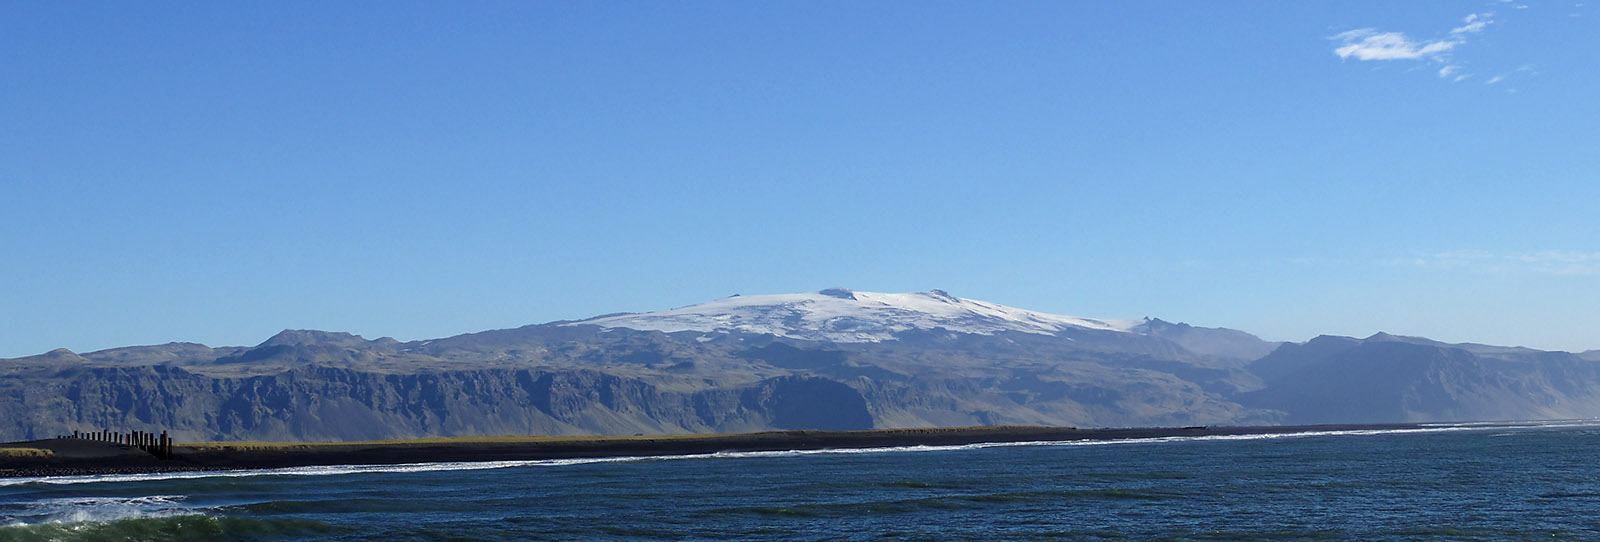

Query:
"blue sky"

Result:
[[3, 1, 1597, 357]]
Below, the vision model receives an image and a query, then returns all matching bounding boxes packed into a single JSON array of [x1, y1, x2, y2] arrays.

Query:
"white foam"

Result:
[[2, 495, 199, 527]]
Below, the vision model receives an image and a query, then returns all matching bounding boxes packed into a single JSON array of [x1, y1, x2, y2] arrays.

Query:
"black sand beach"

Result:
[[1, 423, 1422, 478]]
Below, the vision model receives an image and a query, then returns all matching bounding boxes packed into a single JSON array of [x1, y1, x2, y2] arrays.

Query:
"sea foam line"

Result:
[[4, 420, 1592, 487]]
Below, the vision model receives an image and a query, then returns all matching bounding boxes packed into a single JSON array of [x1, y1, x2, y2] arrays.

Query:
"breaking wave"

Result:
[[2, 495, 195, 526], [0, 494, 343, 542]]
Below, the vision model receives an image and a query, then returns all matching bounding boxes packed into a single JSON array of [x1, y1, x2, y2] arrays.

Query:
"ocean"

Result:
[[3, 422, 1598, 541]]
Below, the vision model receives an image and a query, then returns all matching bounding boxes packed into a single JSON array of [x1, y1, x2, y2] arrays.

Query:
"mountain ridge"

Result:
[[4, 289, 1598, 442]]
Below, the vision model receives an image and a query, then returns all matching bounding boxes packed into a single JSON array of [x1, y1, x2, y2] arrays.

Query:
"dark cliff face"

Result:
[[742, 377, 873, 431], [0, 365, 877, 441], [0, 360, 1245, 441], [0, 324, 1271, 441]]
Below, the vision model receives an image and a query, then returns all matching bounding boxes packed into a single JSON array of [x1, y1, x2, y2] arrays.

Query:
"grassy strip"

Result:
[[0, 448, 54, 458]]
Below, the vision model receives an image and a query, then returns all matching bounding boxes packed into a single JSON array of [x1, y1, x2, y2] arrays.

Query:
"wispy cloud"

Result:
[[1438, 65, 1472, 82], [1331, 29, 1460, 61], [1388, 250, 1495, 270], [1331, 12, 1498, 83], [1390, 250, 1600, 275], [1452, 13, 1492, 34]]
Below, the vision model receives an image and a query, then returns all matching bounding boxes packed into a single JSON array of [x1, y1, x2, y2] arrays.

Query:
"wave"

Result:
[[703, 486, 1190, 519], [0, 515, 343, 542], [0, 493, 348, 541], [1, 495, 199, 527], [7, 420, 1595, 488], [1418, 418, 1600, 428]]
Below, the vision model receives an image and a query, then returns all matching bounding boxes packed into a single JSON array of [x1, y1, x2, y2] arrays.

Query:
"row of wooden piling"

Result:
[[61, 429, 175, 459]]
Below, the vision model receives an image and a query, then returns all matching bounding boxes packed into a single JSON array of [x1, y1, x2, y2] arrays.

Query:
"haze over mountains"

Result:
[[3, 289, 1598, 442]]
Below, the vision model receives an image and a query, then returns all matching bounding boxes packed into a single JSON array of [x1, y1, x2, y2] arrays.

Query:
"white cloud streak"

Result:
[[1452, 13, 1492, 34], [1332, 29, 1459, 60], [1331, 12, 1494, 67], [1391, 250, 1600, 275]]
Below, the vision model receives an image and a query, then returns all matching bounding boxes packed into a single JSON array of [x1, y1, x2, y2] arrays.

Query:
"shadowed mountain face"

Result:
[[1244, 334, 1600, 424], [2, 290, 1597, 442]]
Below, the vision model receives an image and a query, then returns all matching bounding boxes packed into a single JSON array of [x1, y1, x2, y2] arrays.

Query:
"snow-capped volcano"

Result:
[[572, 288, 1147, 343]]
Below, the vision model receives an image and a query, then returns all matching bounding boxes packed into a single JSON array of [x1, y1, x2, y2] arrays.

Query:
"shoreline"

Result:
[[0, 422, 1464, 479]]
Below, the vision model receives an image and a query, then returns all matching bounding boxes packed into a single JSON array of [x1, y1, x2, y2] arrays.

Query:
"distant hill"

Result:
[[1245, 333, 1600, 423], [3, 289, 1597, 442]]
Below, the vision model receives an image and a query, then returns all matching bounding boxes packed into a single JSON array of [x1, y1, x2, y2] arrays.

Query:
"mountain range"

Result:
[[3, 288, 1598, 442]]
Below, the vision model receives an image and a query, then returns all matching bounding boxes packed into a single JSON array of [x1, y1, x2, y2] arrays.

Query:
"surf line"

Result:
[[5, 421, 1579, 487]]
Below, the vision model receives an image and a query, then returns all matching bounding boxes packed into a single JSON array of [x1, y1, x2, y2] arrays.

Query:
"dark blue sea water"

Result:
[[4, 422, 1599, 541]]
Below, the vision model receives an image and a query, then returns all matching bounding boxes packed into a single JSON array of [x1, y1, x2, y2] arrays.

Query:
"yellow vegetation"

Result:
[[0, 447, 54, 458]]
